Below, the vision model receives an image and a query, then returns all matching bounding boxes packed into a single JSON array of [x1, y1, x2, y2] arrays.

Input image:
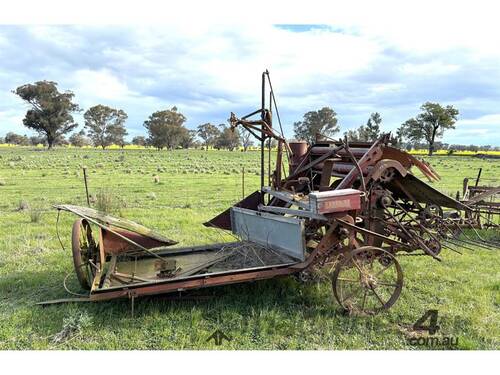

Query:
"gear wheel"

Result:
[[379, 167, 396, 183]]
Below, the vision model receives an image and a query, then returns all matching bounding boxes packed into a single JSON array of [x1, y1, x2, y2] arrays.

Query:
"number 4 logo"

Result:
[[413, 309, 440, 335]]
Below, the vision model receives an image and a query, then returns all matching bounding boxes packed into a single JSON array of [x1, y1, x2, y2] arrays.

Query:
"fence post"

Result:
[[83, 167, 90, 207]]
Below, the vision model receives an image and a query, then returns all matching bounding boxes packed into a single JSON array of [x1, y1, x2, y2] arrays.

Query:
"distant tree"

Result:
[[4, 132, 16, 144], [109, 123, 128, 148], [5, 132, 29, 145], [268, 137, 278, 149], [344, 129, 361, 142], [13, 81, 80, 149], [344, 112, 382, 143], [20, 135, 30, 145], [131, 136, 146, 147], [241, 129, 254, 151], [197, 123, 220, 150], [29, 135, 47, 146], [433, 141, 444, 150], [362, 112, 382, 141], [143, 107, 187, 150], [180, 129, 197, 149], [389, 126, 405, 148], [84, 105, 128, 149], [216, 125, 240, 151], [293, 107, 339, 144], [400, 102, 459, 156], [54, 135, 69, 146], [69, 130, 91, 147], [0, 136, 4, 144]]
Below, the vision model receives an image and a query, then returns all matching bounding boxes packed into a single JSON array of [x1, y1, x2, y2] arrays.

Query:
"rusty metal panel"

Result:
[[309, 189, 361, 214], [55, 204, 177, 246], [230, 207, 306, 261], [389, 174, 469, 210]]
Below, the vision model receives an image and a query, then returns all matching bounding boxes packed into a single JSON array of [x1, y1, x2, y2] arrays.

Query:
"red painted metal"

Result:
[[102, 228, 165, 255], [309, 189, 361, 214]]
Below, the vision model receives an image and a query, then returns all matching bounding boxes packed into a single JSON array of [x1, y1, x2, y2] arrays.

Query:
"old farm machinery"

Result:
[[460, 168, 500, 228], [46, 71, 498, 315]]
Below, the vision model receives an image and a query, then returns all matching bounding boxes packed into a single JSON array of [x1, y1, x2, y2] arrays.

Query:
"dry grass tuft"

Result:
[[29, 208, 42, 223], [95, 188, 125, 214]]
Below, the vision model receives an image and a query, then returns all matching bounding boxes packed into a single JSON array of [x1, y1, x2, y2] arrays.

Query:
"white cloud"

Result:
[[452, 115, 500, 145], [0, 33, 8, 47], [0, 17, 500, 145], [457, 114, 500, 126], [71, 69, 135, 104], [0, 109, 25, 134], [27, 25, 83, 49], [369, 83, 405, 94], [399, 62, 460, 76]]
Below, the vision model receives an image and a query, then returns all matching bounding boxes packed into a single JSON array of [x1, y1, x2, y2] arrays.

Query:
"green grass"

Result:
[[0, 147, 498, 349]]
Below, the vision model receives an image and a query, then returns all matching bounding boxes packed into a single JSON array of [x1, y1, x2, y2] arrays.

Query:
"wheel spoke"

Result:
[[337, 278, 358, 283], [351, 258, 364, 273], [80, 227, 89, 248], [369, 286, 386, 307], [340, 284, 362, 304], [333, 246, 403, 315], [375, 263, 391, 277], [361, 290, 367, 311], [377, 281, 398, 287]]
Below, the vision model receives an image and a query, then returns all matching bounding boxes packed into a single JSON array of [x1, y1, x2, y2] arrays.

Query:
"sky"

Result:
[[0, 5, 500, 145]]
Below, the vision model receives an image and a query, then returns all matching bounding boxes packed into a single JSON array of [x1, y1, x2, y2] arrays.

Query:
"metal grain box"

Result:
[[309, 189, 361, 214]]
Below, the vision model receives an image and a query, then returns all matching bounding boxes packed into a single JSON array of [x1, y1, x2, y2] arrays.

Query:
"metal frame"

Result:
[[47, 71, 498, 315]]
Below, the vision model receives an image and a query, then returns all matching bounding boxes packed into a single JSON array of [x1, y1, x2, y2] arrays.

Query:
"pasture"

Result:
[[0, 147, 498, 349]]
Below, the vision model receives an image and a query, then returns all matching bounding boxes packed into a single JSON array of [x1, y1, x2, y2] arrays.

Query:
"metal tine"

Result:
[[468, 227, 500, 247], [471, 237, 500, 248], [448, 234, 495, 250], [447, 221, 498, 249], [440, 241, 463, 255], [443, 238, 480, 252], [438, 223, 476, 250], [455, 236, 496, 250], [457, 231, 499, 249]]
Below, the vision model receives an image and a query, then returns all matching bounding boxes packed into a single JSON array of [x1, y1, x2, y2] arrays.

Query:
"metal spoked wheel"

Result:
[[332, 246, 403, 315], [71, 218, 98, 290]]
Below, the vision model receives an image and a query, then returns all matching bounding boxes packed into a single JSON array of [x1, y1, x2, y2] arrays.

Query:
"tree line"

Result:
[[6, 80, 248, 151], [3, 80, 494, 155], [293, 102, 469, 155]]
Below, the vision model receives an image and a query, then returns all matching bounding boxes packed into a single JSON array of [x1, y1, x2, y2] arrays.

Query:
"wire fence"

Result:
[[0, 167, 262, 215]]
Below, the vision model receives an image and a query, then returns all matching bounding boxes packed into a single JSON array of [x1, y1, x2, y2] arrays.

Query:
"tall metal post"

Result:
[[475, 168, 482, 187], [83, 167, 90, 207], [260, 71, 266, 200], [268, 90, 272, 188]]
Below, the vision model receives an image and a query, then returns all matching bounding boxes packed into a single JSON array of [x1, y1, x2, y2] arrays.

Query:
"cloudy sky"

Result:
[[1, 4, 499, 145]]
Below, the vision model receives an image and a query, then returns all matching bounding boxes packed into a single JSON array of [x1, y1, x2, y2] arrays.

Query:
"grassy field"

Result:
[[0, 147, 498, 350]]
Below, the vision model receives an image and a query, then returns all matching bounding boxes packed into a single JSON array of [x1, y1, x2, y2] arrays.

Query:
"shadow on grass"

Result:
[[1, 266, 344, 324]]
